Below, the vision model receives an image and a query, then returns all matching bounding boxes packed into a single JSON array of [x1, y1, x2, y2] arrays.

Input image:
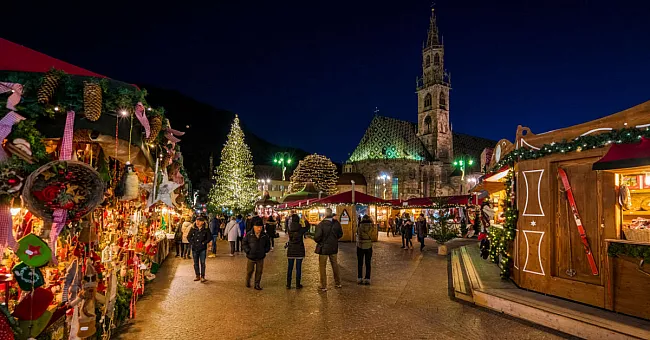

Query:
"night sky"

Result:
[[5, 0, 650, 163]]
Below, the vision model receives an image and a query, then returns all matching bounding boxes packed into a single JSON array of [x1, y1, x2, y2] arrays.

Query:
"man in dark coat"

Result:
[[314, 208, 344, 292], [187, 216, 212, 282], [243, 219, 271, 290]]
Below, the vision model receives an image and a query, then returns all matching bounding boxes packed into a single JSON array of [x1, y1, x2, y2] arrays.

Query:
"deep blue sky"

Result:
[[5, 0, 650, 163]]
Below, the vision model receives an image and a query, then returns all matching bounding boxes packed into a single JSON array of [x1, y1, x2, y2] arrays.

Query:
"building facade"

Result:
[[346, 8, 495, 199]]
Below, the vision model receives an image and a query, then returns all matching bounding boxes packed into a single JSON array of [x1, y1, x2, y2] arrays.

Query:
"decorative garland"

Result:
[[608, 242, 650, 263], [491, 126, 650, 173], [486, 125, 650, 279], [488, 169, 518, 278]]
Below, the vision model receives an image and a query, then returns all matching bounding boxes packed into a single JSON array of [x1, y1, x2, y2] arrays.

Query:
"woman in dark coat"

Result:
[[403, 213, 414, 250], [286, 214, 308, 289]]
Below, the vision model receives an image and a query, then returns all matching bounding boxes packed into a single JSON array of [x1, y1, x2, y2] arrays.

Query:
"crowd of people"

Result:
[[171, 208, 430, 291]]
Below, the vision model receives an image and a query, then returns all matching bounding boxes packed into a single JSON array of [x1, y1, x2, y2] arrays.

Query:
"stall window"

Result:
[[392, 177, 399, 199]]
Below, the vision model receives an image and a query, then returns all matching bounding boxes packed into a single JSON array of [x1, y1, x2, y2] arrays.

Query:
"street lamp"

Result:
[[273, 152, 293, 181], [452, 156, 474, 180]]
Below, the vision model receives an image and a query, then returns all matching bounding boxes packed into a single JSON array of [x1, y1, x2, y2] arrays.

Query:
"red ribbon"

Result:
[[0, 111, 26, 161], [50, 111, 75, 263], [134, 102, 151, 138], [0, 82, 23, 111]]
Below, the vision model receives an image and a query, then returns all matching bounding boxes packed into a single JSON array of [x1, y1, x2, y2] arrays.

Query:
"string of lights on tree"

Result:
[[289, 154, 338, 195], [487, 125, 650, 278], [208, 115, 258, 213]]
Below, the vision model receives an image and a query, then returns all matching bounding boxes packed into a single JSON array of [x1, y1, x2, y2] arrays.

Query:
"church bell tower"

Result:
[[417, 8, 453, 164]]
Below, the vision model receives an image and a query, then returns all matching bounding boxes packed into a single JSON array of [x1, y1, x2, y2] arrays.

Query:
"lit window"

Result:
[[392, 177, 399, 199]]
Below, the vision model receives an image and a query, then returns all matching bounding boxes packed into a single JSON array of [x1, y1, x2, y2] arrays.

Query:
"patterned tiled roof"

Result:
[[348, 116, 433, 162], [453, 133, 497, 163]]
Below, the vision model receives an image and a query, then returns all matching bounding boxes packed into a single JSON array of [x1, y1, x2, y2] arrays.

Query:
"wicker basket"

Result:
[[22, 160, 105, 222], [623, 227, 650, 243]]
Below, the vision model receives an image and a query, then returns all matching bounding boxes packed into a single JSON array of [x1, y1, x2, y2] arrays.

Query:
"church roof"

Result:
[[348, 115, 433, 162], [453, 133, 497, 163]]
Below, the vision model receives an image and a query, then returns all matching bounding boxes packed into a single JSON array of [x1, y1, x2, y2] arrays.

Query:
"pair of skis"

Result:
[[557, 168, 599, 276]]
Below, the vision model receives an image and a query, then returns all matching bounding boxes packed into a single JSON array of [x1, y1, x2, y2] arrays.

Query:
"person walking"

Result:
[[356, 215, 374, 285], [286, 214, 308, 289], [403, 213, 414, 250], [187, 216, 212, 282], [219, 215, 226, 240], [236, 214, 246, 253], [265, 216, 278, 250], [314, 208, 344, 292], [243, 219, 271, 290], [416, 213, 428, 251], [224, 216, 240, 257], [181, 217, 193, 259], [174, 220, 183, 257], [209, 215, 220, 257]]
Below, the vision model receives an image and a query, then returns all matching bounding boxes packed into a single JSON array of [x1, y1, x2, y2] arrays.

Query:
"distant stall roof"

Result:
[[313, 190, 388, 206]]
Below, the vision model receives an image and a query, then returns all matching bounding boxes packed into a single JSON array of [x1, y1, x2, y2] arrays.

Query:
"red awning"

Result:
[[394, 195, 473, 208], [1, 38, 107, 77], [593, 137, 650, 171], [312, 191, 387, 205]]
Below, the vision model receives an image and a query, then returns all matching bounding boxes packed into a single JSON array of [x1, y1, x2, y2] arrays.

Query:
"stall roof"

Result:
[[0, 38, 107, 78], [312, 190, 388, 205], [593, 137, 650, 172], [394, 195, 473, 208]]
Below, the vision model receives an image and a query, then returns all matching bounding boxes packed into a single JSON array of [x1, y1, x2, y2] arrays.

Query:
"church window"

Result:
[[424, 115, 432, 134], [439, 93, 446, 109], [424, 93, 432, 109], [392, 177, 399, 199], [434, 54, 440, 66], [425, 55, 431, 67]]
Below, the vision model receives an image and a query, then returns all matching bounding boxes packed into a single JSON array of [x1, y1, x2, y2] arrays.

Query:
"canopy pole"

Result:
[[351, 180, 356, 203]]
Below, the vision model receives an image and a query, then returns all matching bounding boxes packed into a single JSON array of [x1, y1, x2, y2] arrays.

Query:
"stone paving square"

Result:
[[115, 235, 570, 340]]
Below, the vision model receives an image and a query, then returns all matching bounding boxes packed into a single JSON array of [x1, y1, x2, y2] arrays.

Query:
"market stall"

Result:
[[391, 195, 476, 236], [304, 190, 389, 242], [0, 38, 192, 339], [484, 99, 650, 321]]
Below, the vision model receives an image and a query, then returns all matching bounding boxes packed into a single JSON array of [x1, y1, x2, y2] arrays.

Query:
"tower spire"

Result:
[[425, 6, 440, 48]]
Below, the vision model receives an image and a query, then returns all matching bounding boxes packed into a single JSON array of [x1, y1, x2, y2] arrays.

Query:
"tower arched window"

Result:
[[439, 92, 446, 109], [434, 54, 440, 66], [424, 115, 432, 134], [424, 93, 432, 109], [425, 55, 431, 67]]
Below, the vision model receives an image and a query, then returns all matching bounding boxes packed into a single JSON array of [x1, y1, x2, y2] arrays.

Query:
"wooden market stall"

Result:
[[303, 191, 389, 242], [484, 100, 650, 321]]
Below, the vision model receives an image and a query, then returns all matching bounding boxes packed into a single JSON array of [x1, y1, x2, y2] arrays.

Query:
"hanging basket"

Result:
[[22, 160, 105, 222]]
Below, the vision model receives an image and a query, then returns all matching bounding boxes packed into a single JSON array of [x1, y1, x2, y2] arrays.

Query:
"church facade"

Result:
[[344, 8, 495, 200]]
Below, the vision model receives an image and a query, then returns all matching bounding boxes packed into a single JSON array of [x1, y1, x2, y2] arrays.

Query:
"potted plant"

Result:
[[430, 208, 458, 255]]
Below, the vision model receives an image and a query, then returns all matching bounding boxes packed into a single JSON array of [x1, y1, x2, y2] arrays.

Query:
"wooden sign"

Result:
[[340, 209, 350, 225]]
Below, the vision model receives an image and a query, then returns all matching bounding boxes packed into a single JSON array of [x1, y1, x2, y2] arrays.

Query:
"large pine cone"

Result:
[[37, 70, 60, 104], [146, 116, 162, 143], [83, 83, 103, 121]]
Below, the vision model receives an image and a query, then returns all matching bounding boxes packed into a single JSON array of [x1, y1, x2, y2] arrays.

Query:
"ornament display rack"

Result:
[[0, 63, 193, 339]]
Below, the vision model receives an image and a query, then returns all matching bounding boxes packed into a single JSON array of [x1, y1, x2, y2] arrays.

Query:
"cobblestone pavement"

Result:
[[115, 234, 570, 340]]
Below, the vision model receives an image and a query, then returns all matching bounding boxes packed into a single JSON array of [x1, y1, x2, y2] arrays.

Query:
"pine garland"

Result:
[[289, 154, 338, 195], [208, 115, 258, 213], [488, 169, 518, 278]]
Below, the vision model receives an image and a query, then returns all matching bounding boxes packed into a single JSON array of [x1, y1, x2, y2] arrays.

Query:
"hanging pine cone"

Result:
[[146, 116, 162, 143], [37, 70, 60, 104], [83, 82, 102, 121]]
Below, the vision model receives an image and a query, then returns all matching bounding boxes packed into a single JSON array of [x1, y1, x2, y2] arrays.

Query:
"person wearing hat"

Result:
[[187, 216, 212, 282], [243, 218, 271, 290]]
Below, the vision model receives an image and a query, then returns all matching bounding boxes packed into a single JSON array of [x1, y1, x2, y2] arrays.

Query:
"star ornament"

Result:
[[530, 220, 537, 227], [147, 172, 181, 208]]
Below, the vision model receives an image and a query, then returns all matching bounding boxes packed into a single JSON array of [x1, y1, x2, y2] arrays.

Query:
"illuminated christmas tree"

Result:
[[289, 154, 338, 195], [208, 115, 257, 213]]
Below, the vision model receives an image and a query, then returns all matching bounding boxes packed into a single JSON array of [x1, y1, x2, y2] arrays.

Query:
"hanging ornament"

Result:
[[12, 262, 45, 291], [140, 172, 180, 208], [145, 116, 162, 144], [83, 82, 103, 121], [117, 164, 139, 201], [37, 70, 60, 104], [16, 233, 52, 268], [12, 287, 54, 321]]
